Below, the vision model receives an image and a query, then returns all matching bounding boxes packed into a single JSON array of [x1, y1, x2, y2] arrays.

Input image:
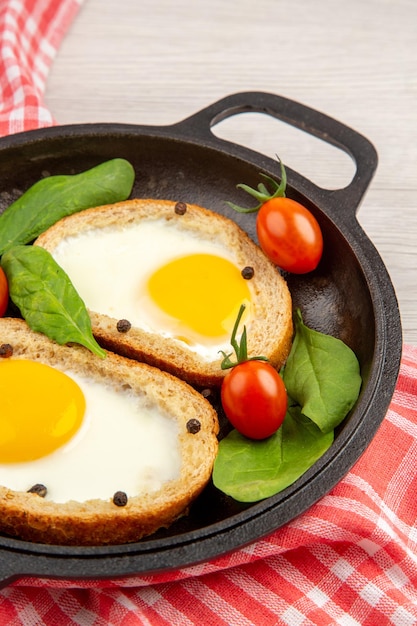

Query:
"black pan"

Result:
[[0, 92, 402, 587]]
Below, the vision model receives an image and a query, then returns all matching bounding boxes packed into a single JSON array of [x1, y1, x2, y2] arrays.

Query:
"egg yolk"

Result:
[[0, 360, 85, 463], [147, 253, 251, 339]]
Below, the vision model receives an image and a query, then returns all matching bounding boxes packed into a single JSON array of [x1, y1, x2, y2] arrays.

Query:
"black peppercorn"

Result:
[[116, 319, 131, 333], [0, 343, 13, 358], [186, 418, 201, 434], [174, 201, 187, 215], [241, 266, 255, 280], [27, 483, 47, 497], [113, 491, 128, 506]]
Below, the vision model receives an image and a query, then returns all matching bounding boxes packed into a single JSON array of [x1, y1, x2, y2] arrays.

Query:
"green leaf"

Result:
[[212, 406, 333, 502], [0, 158, 135, 255], [1, 245, 106, 358], [282, 309, 362, 433], [213, 428, 283, 502], [278, 406, 334, 487]]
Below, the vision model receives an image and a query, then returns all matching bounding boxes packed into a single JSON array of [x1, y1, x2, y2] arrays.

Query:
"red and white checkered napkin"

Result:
[[1, 1, 417, 624], [0, 345, 415, 625], [0, 0, 81, 136]]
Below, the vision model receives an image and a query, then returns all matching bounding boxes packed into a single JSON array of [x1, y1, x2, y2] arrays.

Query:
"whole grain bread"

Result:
[[0, 317, 219, 546], [35, 199, 293, 387]]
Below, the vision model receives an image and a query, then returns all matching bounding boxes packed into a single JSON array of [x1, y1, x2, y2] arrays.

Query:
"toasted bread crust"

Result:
[[35, 199, 293, 387], [0, 318, 219, 546]]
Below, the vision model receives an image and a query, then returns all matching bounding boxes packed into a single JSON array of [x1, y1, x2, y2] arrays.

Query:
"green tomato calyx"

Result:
[[226, 157, 287, 214], [220, 303, 268, 369]]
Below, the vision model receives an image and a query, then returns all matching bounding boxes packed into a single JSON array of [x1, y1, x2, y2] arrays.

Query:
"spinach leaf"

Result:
[[0, 158, 135, 255], [1, 245, 106, 358], [212, 406, 333, 502], [282, 309, 362, 433], [212, 428, 283, 502], [279, 405, 334, 487]]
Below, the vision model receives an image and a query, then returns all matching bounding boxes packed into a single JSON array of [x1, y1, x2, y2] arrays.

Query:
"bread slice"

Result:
[[0, 317, 219, 546], [35, 199, 293, 387]]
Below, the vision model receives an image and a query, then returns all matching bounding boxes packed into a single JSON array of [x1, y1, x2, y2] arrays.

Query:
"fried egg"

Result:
[[51, 219, 252, 360], [0, 358, 180, 503]]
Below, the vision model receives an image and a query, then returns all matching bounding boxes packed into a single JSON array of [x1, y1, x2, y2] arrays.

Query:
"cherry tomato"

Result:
[[256, 197, 323, 274], [221, 360, 287, 440], [0, 267, 8, 317]]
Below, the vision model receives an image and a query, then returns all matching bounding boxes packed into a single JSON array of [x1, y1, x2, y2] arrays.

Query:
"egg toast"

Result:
[[0, 317, 219, 546], [35, 199, 293, 387]]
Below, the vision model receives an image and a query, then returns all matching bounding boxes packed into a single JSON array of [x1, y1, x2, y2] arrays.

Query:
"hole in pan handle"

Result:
[[172, 91, 378, 218]]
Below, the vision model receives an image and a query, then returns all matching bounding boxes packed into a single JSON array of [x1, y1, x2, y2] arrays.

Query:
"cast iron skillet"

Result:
[[0, 92, 402, 587]]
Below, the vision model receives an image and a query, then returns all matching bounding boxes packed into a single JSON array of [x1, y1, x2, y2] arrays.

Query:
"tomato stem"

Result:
[[226, 157, 287, 214], [220, 304, 268, 369]]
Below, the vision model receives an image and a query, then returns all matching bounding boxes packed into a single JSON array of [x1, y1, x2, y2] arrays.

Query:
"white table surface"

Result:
[[45, 0, 417, 346]]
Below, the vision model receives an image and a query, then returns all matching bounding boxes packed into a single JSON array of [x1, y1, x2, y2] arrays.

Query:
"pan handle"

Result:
[[172, 91, 378, 216]]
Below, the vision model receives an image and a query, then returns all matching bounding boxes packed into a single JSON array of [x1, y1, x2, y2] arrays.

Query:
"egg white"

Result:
[[0, 367, 180, 503], [51, 219, 253, 360]]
